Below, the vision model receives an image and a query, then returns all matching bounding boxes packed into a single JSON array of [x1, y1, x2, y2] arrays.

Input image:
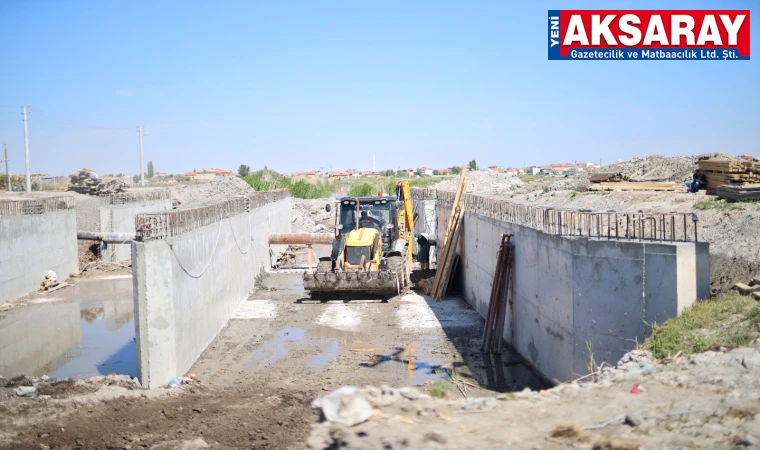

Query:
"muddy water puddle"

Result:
[[246, 326, 446, 385], [0, 276, 136, 379]]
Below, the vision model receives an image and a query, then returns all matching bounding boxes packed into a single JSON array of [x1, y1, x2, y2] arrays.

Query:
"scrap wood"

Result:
[[47, 282, 71, 292], [431, 169, 467, 300], [734, 283, 760, 295], [432, 218, 463, 300]]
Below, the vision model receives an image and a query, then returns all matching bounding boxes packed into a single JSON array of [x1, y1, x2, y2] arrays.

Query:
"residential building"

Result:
[[417, 166, 433, 176]]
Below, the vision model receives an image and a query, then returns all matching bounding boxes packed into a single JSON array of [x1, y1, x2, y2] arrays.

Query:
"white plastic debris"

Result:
[[311, 386, 373, 426], [15, 386, 36, 396], [44, 270, 57, 282]]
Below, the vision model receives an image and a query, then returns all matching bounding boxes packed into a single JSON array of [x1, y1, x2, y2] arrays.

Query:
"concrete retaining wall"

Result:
[[436, 202, 710, 382], [100, 198, 173, 262], [132, 195, 292, 388], [1, 208, 78, 304]]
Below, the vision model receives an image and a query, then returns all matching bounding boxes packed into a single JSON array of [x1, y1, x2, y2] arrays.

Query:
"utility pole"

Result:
[[2, 144, 10, 192], [22, 106, 31, 192], [137, 126, 145, 186]]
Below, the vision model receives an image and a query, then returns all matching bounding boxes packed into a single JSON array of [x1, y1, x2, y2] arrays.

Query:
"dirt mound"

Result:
[[597, 153, 736, 182], [292, 198, 333, 233], [169, 177, 255, 208], [434, 171, 523, 195]]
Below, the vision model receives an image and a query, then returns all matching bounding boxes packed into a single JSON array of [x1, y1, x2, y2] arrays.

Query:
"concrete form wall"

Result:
[[133, 196, 292, 388], [436, 203, 710, 382], [100, 199, 173, 262], [0, 210, 79, 304]]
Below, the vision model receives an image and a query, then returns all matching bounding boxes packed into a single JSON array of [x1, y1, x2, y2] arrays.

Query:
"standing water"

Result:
[[0, 275, 136, 379]]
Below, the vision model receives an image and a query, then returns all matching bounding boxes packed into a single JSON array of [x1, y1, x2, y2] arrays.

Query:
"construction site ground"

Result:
[[2, 269, 759, 449], [0, 254, 547, 449]]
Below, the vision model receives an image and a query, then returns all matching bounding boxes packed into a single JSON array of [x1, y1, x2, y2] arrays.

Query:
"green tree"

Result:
[[451, 166, 462, 175], [468, 160, 477, 170], [147, 161, 155, 178], [382, 169, 395, 177], [238, 164, 251, 177], [132, 175, 139, 183], [433, 169, 440, 176]]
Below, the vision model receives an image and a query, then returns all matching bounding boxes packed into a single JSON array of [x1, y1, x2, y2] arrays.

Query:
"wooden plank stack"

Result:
[[587, 181, 683, 192], [733, 274, 760, 300], [698, 159, 760, 191], [588, 172, 630, 183], [420, 168, 467, 300]]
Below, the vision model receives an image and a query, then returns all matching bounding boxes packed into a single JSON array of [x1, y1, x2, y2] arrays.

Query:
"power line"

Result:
[[31, 108, 133, 133]]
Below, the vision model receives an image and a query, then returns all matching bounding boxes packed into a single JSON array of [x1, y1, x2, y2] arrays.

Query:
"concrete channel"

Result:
[[1, 187, 709, 392]]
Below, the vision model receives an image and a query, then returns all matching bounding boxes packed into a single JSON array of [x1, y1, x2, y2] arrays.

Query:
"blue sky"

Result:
[[0, 0, 757, 176]]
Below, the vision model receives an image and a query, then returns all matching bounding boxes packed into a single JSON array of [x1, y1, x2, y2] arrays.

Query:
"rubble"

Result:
[[168, 176, 256, 208], [434, 170, 523, 195], [595, 153, 736, 182], [306, 342, 760, 449]]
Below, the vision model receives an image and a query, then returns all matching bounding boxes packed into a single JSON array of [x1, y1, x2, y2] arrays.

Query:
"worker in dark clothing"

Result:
[[685, 170, 707, 193], [415, 233, 431, 270]]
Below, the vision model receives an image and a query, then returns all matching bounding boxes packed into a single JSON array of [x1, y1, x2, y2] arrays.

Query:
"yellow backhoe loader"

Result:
[[303, 181, 414, 300]]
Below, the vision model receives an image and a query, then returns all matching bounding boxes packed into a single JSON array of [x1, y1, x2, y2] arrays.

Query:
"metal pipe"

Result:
[[77, 231, 135, 243], [268, 233, 335, 245]]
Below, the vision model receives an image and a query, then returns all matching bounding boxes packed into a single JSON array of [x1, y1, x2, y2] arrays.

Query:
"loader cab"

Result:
[[337, 196, 398, 250]]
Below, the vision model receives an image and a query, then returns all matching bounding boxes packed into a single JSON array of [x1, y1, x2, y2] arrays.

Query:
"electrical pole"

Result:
[[2, 144, 10, 192], [22, 106, 31, 192], [137, 126, 145, 186]]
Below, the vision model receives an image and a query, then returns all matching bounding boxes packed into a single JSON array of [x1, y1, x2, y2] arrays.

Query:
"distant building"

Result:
[[293, 171, 321, 181], [328, 171, 351, 180], [417, 166, 433, 176]]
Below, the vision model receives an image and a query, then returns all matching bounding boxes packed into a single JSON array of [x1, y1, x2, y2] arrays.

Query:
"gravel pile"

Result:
[[73, 193, 101, 232], [434, 171, 523, 195], [596, 153, 736, 182], [169, 177, 255, 208]]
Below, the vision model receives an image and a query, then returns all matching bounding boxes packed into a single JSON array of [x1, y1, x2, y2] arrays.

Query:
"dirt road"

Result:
[[0, 272, 545, 449]]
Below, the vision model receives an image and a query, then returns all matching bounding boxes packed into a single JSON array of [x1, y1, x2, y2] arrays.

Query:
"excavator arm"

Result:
[[396, 181, 414, 271]]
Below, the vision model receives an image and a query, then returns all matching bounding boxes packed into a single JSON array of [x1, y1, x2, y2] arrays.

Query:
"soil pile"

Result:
[[434, 171, 523, 195], [307, 345, 760, 449], [597, 153, 736, 182], [292, 198, 333, 233], [169, 177, 255, 208]]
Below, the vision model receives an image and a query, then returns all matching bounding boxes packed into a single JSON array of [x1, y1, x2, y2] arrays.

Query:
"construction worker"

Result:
[[415, 233, 431, 270], [685, 170, 707, 193]]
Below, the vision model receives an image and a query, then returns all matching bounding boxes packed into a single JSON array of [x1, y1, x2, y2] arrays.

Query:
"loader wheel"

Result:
[[316, 260, 332, 272]]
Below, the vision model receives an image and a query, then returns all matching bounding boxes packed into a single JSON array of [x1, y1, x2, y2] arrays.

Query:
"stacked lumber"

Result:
[[733, 274, 760, 300], [716, 184, 760, 201], [420, 168, 467, 300], [698, 159, 760, 190], [588, 172, 630, 183], [586, 182, 683, 192]]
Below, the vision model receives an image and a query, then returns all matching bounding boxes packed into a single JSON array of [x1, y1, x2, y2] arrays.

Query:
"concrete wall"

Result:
[[133, 196, 292, 388], [436, 202, 710, 382], [100, 199, 173, 262], [0, 210, 79, 304]]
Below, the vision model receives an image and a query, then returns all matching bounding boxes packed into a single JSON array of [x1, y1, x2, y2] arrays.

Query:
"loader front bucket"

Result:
[[303, 270, 402, 300]]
